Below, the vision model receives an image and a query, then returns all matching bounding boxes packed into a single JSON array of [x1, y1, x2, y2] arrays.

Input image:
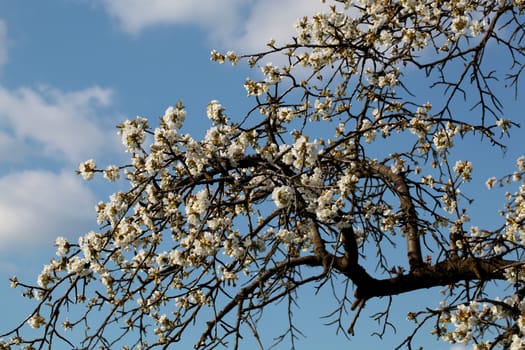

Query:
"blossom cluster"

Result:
[[5, 0, 525, 349], [437, 293, 525, 349], [434, 156, 525, 346]]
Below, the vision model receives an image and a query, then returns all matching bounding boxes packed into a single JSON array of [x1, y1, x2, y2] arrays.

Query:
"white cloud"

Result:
[[0, 19, 7, 67], [0, 130, 29, 163], [225, 0, 328, 52], [0, 170, 97, 252], [100, 0, 244, 36], [0, 85, 119, 164], [0, 84, 121, 252], [98, 0, 329, 52]]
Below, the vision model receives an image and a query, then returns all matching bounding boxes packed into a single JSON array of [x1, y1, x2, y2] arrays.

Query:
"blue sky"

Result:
[[0, 1, 523, 349]]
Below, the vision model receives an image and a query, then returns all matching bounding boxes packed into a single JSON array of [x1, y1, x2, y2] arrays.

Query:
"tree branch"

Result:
[[368, 162, 424, 270], [197, 255, 321, 348], [350, 257, 518, 301]]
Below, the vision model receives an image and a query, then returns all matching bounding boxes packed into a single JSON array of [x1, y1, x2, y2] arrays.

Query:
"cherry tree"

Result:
[[2, 0, 525, 349]]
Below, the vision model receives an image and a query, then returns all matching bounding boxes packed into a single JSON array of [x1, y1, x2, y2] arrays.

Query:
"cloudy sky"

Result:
[[0, 1, 369, 348], [0, 0, 333, 257], [0, 1, 521, 349]]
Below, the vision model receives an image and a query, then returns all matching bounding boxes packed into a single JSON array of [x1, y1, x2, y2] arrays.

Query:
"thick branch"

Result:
[[348, 257, 517, 301], [368, 163, 424, 270]]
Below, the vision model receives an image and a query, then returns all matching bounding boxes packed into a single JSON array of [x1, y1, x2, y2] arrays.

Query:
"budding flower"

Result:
[[210, 49, 225, 64], [485, 177, 497, 189]]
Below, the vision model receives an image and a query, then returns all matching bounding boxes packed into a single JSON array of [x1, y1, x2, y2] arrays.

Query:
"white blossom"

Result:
[[162, 104, 186, 130], [55, 236, 70, 256], [78, 159, 96, 180], [272, 185, 294, 209], [27, 314, 46, 329], [103, 165, 120, 182]]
